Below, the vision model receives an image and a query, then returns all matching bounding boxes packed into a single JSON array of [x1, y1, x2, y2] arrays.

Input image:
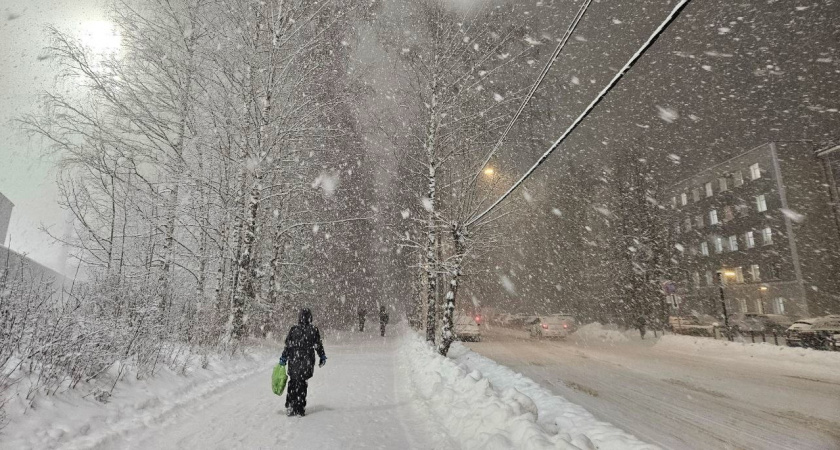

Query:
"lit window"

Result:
[[681, 193, 688, 206], [750, 163, 761, 180], [705, 270, 713, 286], [692, 188, 700, 202], [709, 210, 718, 225], [773, 297, 785, 314], [714, 236, 723, 253], [756, 194, 767, 212], [693, 272, 700, 287], [738, 298, 748, 312], [735, 267, 744, 283], [672, 196, 677, 207], [705, 182, 713, 197], [700, 242, 709, 256], [684, 218, 692, 232], [719, 177, 728, 192], [728, 235, 738, 252], [762, 227, 773, 245], [733, 170, 743, 187], [750, 264, 761, 281], [756, 298, 765, 314], [696, 215, 704, 228], [745, 231, 755, 248]]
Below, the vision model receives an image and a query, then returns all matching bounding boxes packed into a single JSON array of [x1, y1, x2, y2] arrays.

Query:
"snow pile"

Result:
[[571, 322, 629, 344], [656, 334, 840, 370], [401, 334, 657, 450], [1, 343, 279, 450], [448, 343, 658, 450]]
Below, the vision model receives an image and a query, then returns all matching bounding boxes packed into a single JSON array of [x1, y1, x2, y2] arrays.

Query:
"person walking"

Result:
[[636, 316, 647, 340], [279, 308, 326, 417], [358, 306, 366, 332], [379, 306, 389, 337]]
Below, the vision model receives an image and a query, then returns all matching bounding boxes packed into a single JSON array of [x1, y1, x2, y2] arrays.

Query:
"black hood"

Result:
[[298, 308, 313, 325]]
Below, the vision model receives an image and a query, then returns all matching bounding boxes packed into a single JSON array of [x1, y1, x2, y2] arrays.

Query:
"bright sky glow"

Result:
[[79, 21, 121, 55]]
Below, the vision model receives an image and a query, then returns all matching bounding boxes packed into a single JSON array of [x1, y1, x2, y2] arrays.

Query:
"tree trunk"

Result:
[[439, 225, 466, 356]]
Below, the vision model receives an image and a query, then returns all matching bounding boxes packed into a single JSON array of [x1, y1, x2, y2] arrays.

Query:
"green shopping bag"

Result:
[[272, 364, 287, 396]]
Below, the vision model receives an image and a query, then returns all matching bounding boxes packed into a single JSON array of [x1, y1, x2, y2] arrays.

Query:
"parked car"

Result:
[[528, 315, 575, 339], [669, 315, 715, 337], [797, 315, 840, 350], [786, 318, 817, 347], [454, 313, 481, 342], [729, 313, 793, 335]]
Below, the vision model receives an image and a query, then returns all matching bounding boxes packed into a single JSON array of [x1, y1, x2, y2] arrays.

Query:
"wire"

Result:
[[465, 0, 693, 228], [470, 0, 594, 188]]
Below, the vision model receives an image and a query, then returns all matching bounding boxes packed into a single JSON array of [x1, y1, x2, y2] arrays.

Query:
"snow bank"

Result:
[[448, 342, 658, 450], [655, 334, 840, 371], [571, 322, 629, 344], [400, 334, 657, 450], [1, 343, 279, 450]]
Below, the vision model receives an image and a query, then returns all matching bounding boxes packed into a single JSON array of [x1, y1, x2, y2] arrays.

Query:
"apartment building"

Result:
[[665, 142, 840, 319], [0, 192, 12, 246], [0, 191, 65, 287]]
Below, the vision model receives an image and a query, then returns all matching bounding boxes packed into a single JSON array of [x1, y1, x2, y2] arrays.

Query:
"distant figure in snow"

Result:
[[379, 306, 389, 337], [279, 308, 326, 417], [636, 316, 647, 340], [358, 306, 366, 332]]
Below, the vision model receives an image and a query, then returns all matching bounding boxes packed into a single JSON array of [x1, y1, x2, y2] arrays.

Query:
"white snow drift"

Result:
[[401, 333, 658, 450]]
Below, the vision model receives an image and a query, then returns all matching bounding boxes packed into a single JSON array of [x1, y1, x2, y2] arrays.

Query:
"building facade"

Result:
[[664, 142, 840, 319], [0, 191, 64, 288], [0, 192, 12, 246]]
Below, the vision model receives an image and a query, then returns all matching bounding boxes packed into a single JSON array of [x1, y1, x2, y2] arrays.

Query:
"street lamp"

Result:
[[717, 270, 736, 339], [759, 285, 768, 314], [483, 167, 495, 176]]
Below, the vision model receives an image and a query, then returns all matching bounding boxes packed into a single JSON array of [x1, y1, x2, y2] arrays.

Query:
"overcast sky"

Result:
[[0, 0, 108, 274]]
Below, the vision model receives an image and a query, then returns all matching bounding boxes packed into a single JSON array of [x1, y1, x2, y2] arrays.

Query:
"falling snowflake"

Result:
[[780, 208, 805, 223], [421, 197, 434, 212], [656, 106, 679, 123]]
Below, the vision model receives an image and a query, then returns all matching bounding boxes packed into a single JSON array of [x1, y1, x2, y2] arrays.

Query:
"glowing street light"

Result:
[[483, 167, 495, 176]]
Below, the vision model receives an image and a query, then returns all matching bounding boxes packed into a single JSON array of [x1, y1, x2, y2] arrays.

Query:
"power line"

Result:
[[470, 0, 594, 188], [466, 0, 693, 228]]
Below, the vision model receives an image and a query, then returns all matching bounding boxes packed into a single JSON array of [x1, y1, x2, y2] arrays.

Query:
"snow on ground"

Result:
[[1, 343, 280, 450], [465, 327, 840, 450], [1, 331, 441, 450], [440, 341, 657, 450], [655, 333, 840, 374], [569, 323, 630, 344]]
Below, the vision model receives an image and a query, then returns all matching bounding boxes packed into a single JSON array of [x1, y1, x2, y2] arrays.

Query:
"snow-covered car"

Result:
[[669, 316, 716, 336], [528, 316, 575, 339], [454, 314, 481, 342], [796, 315, 840, 350], [786, 319, 816, 347]]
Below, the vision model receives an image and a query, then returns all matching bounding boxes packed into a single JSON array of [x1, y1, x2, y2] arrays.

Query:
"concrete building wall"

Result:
[[665, 142, 840, 319], [0, 192, 12, 246]]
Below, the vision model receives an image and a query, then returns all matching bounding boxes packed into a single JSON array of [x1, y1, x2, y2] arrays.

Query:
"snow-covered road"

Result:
[[464, 328, 840, 450], [94, 332, 439, 450]]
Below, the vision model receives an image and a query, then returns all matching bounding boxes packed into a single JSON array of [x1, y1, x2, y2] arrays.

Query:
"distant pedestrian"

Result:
[[636, 316, 647, 340], [358, 306, 366, 332], [279, 308, 326, 417], [379, 306, 389, 337]]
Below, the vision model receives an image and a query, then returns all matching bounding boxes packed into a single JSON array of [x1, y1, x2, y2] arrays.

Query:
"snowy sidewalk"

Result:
[[96, 331, 436, 449]]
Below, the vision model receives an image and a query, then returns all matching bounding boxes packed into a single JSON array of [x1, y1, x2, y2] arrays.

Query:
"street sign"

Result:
[[662, 281, 677, 295]]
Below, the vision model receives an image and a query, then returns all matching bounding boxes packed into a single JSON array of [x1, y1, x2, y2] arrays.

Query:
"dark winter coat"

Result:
[[379, 310, 389, 325], [281, 309, 326, 380]]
